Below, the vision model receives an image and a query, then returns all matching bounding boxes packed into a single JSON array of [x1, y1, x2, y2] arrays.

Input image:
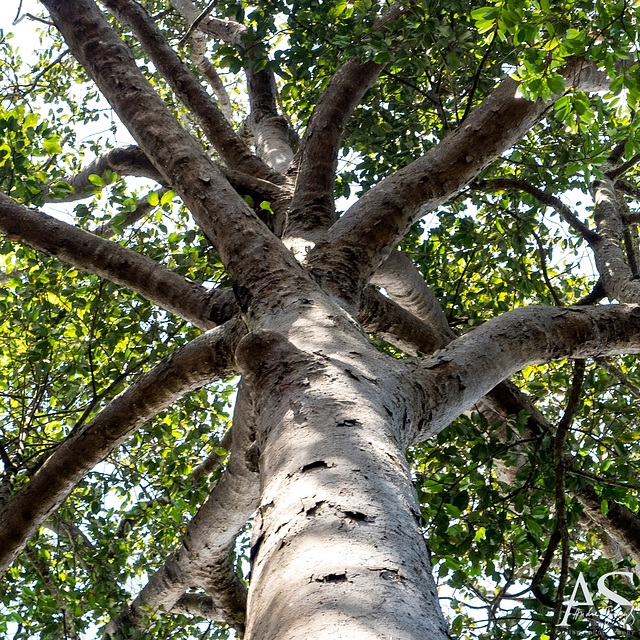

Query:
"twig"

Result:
[[473, 178, 599, 243], [531, 228, 563, 306], [177, 0, 218, 48], [12, 0, 23, 24], [461, 30, 497, 122], [594, 357, 640, 397], [549, 359, 585, 639]]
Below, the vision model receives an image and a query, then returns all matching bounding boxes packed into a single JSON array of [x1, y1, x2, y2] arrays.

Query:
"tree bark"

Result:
[[236, 324, 451, 640]]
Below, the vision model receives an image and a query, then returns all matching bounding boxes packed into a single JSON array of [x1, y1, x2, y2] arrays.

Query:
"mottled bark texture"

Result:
[[3, 1, 640, 638]]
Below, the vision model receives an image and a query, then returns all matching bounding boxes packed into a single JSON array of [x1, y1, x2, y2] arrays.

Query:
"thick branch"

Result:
[[285, 4, 408, 240], [0, 319, 244, 577], [574, 484, 640, 568], [43, 145, 162, 203], [107, 381, 258, 635], [358, 286, 451, 355], [190, 31, 233, 121], [101, 0, 278, 182], [371, 250, 454, 336], [407, 304, 640, 443], [308, 60, 617, 306], [171, 592, 226, 621], [591, 178, 640, 302], [41, 0, 310, 317], [246, 67, 295, 173], [0, 193, 235, 330]]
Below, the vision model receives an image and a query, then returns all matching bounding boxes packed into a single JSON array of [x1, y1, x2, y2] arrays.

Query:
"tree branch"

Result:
[[473, 177, 598, 243], [169, 0, 248, 45], [307, 60, 618, 307], [574, 483, 640, 569], [245, 66, 295, 173], [357, 285, 451, 355], [284, 3, 409, 241], [92, 188, 168, 238], [106, 381, 259, 635], [190, 31, 233, 121], [0, 193, 236, 329], [407, 304, 640, 444], [41, 0, 309, 317], [170, 0, 297, 174], [190, 426, 232, 482], [590, 177, 640, 301], [100, 0, 279, 183], [371, 250, 454, 336], [24, 547, 80, 640], [171, 592, 227, 621], [0, 319, 244, 577], [43, 145, 162, 203]]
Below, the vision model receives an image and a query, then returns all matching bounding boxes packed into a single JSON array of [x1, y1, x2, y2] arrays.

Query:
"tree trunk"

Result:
[[236, 312, 450, 640]]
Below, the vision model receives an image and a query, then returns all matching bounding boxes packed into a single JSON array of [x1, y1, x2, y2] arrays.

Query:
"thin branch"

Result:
[[550, 360, 585, 638], [461, 30, 497, 122], [594, 356, 640, 397], [0, 319, 245, 576], [532, 228, 563, 306], [473, 178, 598, 243], [605, 151, 640, 180], [169, 0, 248, 45], [24, 547, 80, 640], [92, 188, 168, 238], [190, 426, 232, 482], [568, 466, 640, 491]]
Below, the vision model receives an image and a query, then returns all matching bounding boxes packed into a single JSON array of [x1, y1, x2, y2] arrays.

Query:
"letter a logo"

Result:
[[559, 571, 594, 627]]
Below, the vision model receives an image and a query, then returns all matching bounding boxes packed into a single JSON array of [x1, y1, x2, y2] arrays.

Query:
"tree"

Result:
[[2, 0, 640, 638]]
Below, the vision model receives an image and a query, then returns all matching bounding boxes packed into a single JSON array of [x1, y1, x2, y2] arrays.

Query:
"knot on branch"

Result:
[[235, 330, 305, 376]]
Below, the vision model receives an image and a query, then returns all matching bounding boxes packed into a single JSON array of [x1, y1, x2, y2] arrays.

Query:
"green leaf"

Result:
[[88, 174, 104, 187], [443, 504, 461, 518], [42, 137, 62, 155]]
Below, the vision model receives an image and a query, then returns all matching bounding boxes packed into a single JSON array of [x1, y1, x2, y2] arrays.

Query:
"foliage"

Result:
[[1, 0, 640, 638]]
